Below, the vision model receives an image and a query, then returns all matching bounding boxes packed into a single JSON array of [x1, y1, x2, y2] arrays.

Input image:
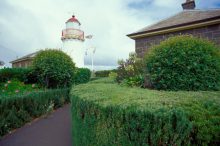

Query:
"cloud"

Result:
[[0, 0, 219, 67]]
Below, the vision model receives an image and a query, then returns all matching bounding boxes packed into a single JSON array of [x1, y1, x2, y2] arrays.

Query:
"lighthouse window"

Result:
[[66, 22, 79, 29]]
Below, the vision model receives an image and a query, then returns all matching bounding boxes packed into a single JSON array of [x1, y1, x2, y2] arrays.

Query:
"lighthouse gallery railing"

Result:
[[61, 28, 84, 41]]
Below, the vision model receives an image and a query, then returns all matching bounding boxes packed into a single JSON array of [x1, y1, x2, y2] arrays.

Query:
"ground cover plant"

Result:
[[0, 88, 70, 137], [71, 78, 220, 146], [0, 80, 39, 96], [144, 35, 220, 91]]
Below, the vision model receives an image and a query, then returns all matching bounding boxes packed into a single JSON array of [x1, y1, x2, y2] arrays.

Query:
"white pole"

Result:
[[92, 51, 94, 72], [92, 47, 96, 72]]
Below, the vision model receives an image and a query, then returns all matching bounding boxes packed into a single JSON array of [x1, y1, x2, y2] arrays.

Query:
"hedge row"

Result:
[[0, 67, 91, 86], [0, 68, 32, 83], [95, 69, 117, 77], [0, 88, 70, 137], [71, 78, 220, 146], [74, 68, 91, 85]]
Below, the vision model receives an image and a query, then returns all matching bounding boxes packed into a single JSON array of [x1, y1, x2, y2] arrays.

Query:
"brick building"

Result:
[[127, 0, 220, 57], [10, 51, 39, 68]]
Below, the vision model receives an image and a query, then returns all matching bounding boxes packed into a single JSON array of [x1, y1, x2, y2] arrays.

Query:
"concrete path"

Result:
[[0, 104, 72, 146]]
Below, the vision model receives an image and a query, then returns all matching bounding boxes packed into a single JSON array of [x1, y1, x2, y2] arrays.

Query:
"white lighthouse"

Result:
[[61, 15, 85, 67]]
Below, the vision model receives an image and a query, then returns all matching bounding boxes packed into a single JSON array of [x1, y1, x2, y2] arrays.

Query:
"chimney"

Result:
[[182, 0, 196, 10]]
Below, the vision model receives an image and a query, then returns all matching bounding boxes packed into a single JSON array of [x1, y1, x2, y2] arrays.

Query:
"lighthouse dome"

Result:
[[66, 15, 81, 29], [66, 15, 81, 24]]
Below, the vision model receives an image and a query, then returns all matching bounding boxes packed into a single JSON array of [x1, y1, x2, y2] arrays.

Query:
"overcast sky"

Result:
[[0, 0, 220, 67]]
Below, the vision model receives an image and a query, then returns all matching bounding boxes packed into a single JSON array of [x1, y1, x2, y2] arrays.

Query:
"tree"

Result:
[[32, 49, 75, 88]]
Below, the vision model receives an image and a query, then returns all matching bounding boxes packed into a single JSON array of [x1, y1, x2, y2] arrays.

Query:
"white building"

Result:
[[61, 15, 85, 67]]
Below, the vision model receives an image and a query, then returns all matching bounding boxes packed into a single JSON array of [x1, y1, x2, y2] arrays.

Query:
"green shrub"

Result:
[[71, 78, 220, 146], [0, 80, 40, 96], [117, 52, 144, 87], [0, 68, 32, 83], [0, 88, 70, 137], [109, 72, 117, 81], [74, 68, 91, 85], [24, 68, 38, 84], [95, 69, 117, 77], [32, 49, 75, 88], [121, 75, 144, 87], [144, 35, 220, 91]]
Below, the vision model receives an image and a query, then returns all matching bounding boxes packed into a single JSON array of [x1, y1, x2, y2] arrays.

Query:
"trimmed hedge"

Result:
[[144, 35, 220, 91], [0, 68, 32, 83], [71, 78, 220, 146], [95, 69, 117, 77], [74, 68, 91, 85], [0, 88, 70, 137]]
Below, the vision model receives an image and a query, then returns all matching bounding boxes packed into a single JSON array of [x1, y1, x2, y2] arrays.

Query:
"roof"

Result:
[[66, 15, 81, 25], [0, 60, 5, 66], [128, 9, 220, 38], [10, 51, 41, 63]]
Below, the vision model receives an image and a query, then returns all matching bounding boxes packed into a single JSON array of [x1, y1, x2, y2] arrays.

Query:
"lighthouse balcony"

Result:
[[61, 28, 84, 41]]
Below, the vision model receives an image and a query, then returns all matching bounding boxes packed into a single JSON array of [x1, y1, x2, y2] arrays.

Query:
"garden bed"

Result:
[[0, 88, 70, 137], [0, 80, 39, 96], [71, 78, 220, 146]]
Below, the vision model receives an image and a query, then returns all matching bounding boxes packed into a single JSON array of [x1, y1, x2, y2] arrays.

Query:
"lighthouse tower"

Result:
[[61, 15, 85, 67]]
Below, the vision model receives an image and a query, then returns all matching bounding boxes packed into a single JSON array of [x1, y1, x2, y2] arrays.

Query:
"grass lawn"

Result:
[[71, 78, 220, 145]]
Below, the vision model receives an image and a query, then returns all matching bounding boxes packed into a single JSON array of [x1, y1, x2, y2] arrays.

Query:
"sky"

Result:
[[0, 0, 220, 67]]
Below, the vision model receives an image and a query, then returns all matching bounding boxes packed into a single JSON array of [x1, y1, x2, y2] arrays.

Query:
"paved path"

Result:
[[0, 104, 72, 146]]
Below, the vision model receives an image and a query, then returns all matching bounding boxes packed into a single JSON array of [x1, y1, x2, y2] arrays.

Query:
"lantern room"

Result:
[[66, 15, 81, 29], [61, 15, 84, 41]]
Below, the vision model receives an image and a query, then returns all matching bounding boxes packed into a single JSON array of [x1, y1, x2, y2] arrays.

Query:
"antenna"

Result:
[[68, 11, 75, 16]]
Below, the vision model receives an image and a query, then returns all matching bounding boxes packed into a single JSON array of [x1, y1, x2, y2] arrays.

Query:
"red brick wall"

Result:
[[135, 23, 220, 57]]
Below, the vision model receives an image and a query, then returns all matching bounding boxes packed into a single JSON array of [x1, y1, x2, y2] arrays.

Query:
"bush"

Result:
[[32, 49, 75, 88], [24, 68, 38, 84], [95, 69, 117, 77], [144, 35, 220, 91], [108, 72, 117, 81], [0, 88, 70, 137], [117, 52, 144, 87], [74, 68, 91, 85], [71, 78, 220, 146], [0, 68, 32, 83], [0, 80, 39, 96]]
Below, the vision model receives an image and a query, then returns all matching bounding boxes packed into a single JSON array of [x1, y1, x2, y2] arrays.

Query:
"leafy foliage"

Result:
[[0, 68, 32, 83], [24, 68, 38, 84], [0, 88, 70, 137], [32, 49, 75, 88], [108, 71, 117, 81], [144, 35, 220, 91], [0, 80, 39, 96], [71, 78, 220, 146], [74, 68, 91, 85], [117, 52, 144, 87], [95, 69, 117, 77]]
